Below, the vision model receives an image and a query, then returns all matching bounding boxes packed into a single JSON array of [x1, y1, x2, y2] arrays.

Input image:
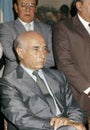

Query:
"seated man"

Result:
[[0, 31, 86, 130]]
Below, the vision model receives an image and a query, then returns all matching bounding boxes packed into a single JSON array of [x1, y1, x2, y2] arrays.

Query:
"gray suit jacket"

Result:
[[52, 15, 90, 113], [0, 19, 54, 75], [0, 66, 84, 130]]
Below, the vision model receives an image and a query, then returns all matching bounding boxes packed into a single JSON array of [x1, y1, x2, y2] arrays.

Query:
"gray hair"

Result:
[[14, 34, 24, 51], [13, 33, 26, 61]]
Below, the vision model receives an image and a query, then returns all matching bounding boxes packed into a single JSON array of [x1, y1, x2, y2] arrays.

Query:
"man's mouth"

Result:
[[25, 14, 31, 16]]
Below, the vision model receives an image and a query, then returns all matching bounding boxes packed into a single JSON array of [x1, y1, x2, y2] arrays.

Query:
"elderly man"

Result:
[[0, 0, 54, 76], [0, 31, 86, 130]]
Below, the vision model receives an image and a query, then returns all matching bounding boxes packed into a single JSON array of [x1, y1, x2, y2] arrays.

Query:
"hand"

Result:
[[50, 117, 86, 130], [88, 91, 90, 98], [50, 117, 70, 130]]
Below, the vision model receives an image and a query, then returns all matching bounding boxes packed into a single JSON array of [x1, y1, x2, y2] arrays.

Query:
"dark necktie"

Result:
[[33, 71, 56, 115]]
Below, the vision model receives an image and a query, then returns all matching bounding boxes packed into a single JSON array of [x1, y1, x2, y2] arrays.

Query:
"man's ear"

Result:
[[14, 3, 18, 13], [16, 48, 23, 59], [76, 1, 82, 11]]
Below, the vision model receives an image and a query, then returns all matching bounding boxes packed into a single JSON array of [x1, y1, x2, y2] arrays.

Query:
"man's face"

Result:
[[14, 0, 37, 23], [19, 34, 48, 70], [77, 0, 90, 21]]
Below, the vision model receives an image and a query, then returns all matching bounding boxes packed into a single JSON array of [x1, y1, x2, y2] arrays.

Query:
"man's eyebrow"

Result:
[[32, 45, 41, 48]]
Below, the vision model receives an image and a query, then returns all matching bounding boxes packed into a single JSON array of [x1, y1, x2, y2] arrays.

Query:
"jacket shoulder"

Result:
[[35, 19, 51, 29], [53, 18, 73, 29], [44, 68, 67, 84]]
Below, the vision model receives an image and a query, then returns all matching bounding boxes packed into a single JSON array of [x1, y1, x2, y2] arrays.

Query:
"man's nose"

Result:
[[39, 51, 47, 58], [25, 4, 31, 11]]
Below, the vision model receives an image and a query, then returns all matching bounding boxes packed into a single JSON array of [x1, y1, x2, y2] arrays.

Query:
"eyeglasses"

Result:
[[18, 2, 36, 9]]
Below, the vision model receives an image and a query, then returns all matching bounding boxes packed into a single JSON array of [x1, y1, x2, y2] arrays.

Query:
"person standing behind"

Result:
[[59, 4, 70, 21], [52, 0, 90, 124], [0, 0, 54, 76]]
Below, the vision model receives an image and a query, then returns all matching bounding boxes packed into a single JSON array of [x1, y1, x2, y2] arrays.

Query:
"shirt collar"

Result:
[[78, 14, 89, 29], [20, 63, 43, 76], [18, 18, 34, 30]]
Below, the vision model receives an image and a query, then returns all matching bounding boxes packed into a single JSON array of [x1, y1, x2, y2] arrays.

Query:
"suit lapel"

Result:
[[43, 69, 60, 95], [73, 15, 90, 41], [14, 19, 26, 35], [34, 20, 41, 33], [42, 69, 64, 113], [14, 19, 41, 35], [16, 66, 48, 103]]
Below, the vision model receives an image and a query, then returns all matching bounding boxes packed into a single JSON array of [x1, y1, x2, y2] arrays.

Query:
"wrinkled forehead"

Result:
[[28, 38, 46, 47], [22, 34, 46, 47]]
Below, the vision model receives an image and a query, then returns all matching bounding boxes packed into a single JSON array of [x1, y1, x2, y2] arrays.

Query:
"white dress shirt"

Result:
[[18, 18, 34, 31]]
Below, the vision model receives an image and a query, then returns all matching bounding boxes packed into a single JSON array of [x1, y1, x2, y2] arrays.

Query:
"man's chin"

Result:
[[37, 64, 44, 69]]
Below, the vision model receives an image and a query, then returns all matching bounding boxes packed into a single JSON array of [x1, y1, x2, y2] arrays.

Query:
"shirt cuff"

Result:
[[84, 87, 90, 94]]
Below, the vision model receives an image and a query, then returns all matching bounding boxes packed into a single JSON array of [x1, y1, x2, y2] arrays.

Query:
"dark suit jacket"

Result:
[[52, 15, 90, 114], [0, 19, 54, 75], [0, 66, 84, 130]]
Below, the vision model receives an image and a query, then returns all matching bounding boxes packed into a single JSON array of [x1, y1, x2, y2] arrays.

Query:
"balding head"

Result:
[[14, 31, 48, 70], [14, 31, 46, 50]]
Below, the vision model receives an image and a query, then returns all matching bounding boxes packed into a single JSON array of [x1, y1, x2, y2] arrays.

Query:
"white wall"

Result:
[[38, 0, 72, 9]]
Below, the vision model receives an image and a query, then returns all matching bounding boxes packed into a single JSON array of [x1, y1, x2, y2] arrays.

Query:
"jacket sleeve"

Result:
[[63, 74, 84, 122], [0, 23, 17, 62], [0, 79, 52, 130]]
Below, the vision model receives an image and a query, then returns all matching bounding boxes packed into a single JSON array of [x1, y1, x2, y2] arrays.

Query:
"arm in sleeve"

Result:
[[0, 23, 17, 61], [63, 74, 85, 123], [0, 79, 51, 130]]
